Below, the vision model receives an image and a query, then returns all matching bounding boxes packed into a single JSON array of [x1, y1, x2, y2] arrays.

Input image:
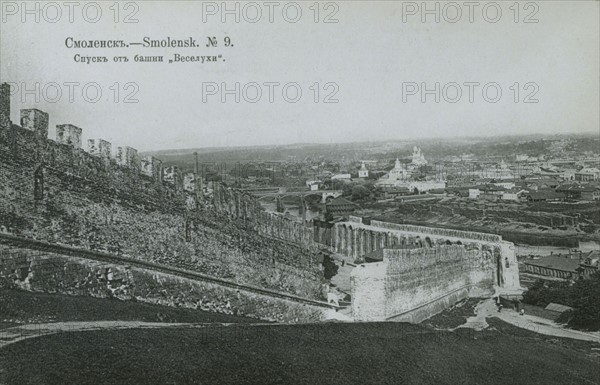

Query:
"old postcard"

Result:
[[0, 1, 599, 384]]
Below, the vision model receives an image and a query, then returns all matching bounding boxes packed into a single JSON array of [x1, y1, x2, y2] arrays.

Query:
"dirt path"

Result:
[[3, 300, 598, 349], [456, 298, 600, 343], [0, 321, 248, 348]]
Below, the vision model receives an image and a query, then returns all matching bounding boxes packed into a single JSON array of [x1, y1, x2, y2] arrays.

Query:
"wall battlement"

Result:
[[0, 87, 188, 190], [56, 124, 82, 149], [20, 108, 49, 139], [88, 139, 112, 159], [1, 115, 192, 209]]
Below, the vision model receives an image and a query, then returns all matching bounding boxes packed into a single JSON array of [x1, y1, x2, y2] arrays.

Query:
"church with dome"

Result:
[[376, 146, 446, 193]]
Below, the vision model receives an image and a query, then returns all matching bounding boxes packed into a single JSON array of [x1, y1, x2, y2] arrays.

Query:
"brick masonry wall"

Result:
[[0, 126, 324, 300]]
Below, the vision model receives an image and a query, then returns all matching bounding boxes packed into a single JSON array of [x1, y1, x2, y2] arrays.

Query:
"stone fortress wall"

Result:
[[334, 216, 521, 290], [351, 246, 496, 322], [337, 217, 522, 322], [212, 183, 315, 247], [0, 238, 328, 323], [0, 83, 326, 311]]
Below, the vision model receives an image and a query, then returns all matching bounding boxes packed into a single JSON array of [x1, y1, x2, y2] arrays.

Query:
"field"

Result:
[[1, 320, 599, 385]]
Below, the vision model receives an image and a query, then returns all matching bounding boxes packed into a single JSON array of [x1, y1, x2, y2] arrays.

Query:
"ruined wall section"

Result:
[[0, 244, 326, 323], [351, 246, 495, 322], [0, 108, 324, 300], [212, 183, 315, 247]]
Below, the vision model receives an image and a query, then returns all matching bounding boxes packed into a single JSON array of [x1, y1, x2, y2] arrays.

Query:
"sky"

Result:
[[1, 1, 598, 152]]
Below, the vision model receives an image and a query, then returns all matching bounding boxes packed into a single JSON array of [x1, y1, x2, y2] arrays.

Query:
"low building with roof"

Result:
[[525, 190, 565, 202], [325, 197, 358, 218], [580, 250, 600, 276], [580, 186, 600, 201], [501, 189, 527, 201], [544, 303, 575, 316], [556, 183, 584, 200], [522, 255, 583, 280], [575, 167, 600, 182]]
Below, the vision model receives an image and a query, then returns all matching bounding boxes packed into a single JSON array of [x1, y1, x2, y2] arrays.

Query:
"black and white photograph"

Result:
[[0, 1, 599, 384]]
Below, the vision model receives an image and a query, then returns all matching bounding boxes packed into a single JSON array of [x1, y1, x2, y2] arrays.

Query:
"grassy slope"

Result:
[[422, 298, 480, 329], [1, 291, 598, 385], [0, 289, 257, 327], [1, 320, 599, 385]]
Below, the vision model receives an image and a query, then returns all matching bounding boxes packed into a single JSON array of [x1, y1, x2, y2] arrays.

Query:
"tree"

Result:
[[322, 255, 339, 280], [351, 185, 369, 201], [524, 273, 600, 331], [324, 211, 334, 222], [560, 272, 600, 331], [341, 183, 353, 197]]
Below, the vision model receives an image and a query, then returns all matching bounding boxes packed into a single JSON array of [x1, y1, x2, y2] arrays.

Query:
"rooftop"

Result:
[[326, 197, 357, 207], [545, 303, 575, 313], [524, 255, 581, 272]]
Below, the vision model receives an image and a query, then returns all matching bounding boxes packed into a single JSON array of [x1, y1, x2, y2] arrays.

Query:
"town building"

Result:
[[561, 169, 577, 181], [478, 160, 515, 180], [580, 186, 600, 201], [501, 189, 526, 202], [325, 197, 357, 217], [556, 184, 584, 200], [575, 167, 600, 181], [491, 181, 516, 190], [544, 303, 575, 318], [524, 190, 565, 202], [411, 146, 427, 166], [523, 255, 581, 280], [358, 162, 369, 178], [580, 251, 600, 276], [379, 186, 411, 200], [331, 174, 352, 181], [468, 188, 481, 199], [523, 252, 599, 280], [306, 180, 321, 190], [377, 149, 445, 192], [408, 180, 447, 193]]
